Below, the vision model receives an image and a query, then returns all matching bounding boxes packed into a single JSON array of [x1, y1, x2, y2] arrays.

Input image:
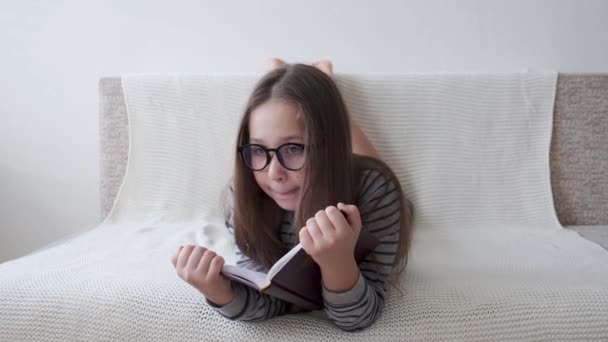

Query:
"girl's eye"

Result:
[[285, 145, 304, 154], [251, 146, 266, 155]]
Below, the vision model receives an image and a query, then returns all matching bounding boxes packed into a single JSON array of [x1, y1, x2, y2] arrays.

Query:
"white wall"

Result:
[[1, 0, 607, 263]]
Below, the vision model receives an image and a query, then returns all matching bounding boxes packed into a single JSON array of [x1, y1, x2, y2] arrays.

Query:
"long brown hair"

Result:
[[229, 64, 412, 280]]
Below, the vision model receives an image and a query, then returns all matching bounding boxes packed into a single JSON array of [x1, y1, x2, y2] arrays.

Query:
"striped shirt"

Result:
[[208, 168, 402, 331]]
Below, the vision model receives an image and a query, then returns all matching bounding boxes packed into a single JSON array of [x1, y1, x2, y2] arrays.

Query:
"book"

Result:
[[221, 213, 381, 311]]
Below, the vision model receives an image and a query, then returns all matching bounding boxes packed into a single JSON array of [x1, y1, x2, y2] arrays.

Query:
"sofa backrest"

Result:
[[99, 74, 608, 226]]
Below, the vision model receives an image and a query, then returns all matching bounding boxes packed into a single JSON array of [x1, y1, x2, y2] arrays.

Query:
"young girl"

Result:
[[171, 60, 413, 331]]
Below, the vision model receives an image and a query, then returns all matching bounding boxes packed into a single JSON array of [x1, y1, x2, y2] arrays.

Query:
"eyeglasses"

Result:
[[238, 143, 306, 171]]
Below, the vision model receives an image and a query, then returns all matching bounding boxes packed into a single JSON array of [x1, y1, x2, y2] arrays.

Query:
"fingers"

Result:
[[171, 245, 184, 267], [337, 202, 362, 234], [176, 245, 196, 269], [299, 226, 314, 250], [197, 249, 217, 275], [172, 245, 218, 278], [207, 255, 225, 277], [186, 246, 206, 271], [314, 209, 336, 234], [303, 205, 357, 245], [305, 217, 323, 242], [324, 205, 349, 233]]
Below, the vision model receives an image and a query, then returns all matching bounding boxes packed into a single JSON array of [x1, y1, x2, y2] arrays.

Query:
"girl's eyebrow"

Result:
[[250, 135, 304, 144]]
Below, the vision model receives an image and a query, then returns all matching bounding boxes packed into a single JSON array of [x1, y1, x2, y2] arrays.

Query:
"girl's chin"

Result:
[[273, 198, 297, 211], [266, 188, 299, 211]]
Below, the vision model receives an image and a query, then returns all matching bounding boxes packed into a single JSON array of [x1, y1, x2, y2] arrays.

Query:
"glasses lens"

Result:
[[241, 145, 268, 170], [277, 144, 306, 170]]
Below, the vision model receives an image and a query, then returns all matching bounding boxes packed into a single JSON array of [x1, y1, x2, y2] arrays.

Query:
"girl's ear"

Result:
[[269, 57, 287, 70], [312, 60, 333, 76]]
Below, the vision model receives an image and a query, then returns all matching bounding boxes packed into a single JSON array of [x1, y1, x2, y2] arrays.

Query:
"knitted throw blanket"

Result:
[[1, 72, 607, 341]]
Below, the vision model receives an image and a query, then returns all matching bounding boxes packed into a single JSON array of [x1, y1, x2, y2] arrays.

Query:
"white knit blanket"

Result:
[[1, 72, 607, 341]]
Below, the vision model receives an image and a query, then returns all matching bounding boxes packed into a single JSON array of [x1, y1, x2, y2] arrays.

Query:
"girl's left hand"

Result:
[[299, 202, 362, 271]]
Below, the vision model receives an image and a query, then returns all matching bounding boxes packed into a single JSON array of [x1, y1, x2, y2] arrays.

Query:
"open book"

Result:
[[221, 227, 380, 311]]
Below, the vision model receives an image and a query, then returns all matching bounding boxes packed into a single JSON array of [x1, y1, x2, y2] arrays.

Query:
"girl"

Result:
[[172, 60, 413, 331]]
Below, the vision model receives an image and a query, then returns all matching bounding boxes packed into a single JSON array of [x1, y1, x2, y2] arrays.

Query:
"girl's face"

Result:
[[248, 99, 306, 211]]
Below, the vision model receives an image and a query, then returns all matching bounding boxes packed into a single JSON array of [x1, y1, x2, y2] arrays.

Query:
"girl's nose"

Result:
[[267, 153, 286, 181]]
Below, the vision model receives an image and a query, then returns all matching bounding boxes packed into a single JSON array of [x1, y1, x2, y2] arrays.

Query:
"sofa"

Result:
[[0, 72, 606, 341], [99, 74, 608, 245]]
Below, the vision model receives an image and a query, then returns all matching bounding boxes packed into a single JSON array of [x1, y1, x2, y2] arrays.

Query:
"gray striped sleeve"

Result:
[[207, 185, 290, 321], [209, 280, 290, 322], [323, 169, 401, 331]]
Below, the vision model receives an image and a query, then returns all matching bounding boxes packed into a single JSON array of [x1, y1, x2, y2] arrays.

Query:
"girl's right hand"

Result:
[[171, 245, 234, 306]]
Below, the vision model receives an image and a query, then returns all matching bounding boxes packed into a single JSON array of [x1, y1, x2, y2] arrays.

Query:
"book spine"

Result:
[[263, 282, 323, 311]]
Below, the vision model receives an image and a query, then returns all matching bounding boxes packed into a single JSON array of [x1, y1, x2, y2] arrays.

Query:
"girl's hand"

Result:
[[171, 245, 234, 306], [299, 203, 362, 272]]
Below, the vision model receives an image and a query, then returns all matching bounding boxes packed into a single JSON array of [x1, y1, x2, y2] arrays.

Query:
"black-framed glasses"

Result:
[[238, 143, 306, 171]]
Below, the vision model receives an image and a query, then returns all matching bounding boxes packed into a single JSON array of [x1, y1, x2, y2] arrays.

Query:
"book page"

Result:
[[266, 228, 380, 281], [267, 243, 303, 280], [222, 264, 269, 290]]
